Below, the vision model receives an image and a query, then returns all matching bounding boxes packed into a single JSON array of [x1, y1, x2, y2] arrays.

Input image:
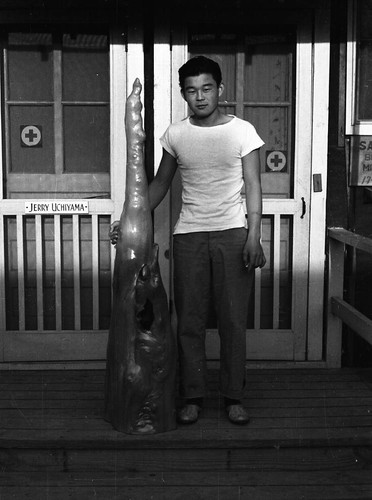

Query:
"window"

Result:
[[346, 0, 372, 134], [2, 28, 110, 198]]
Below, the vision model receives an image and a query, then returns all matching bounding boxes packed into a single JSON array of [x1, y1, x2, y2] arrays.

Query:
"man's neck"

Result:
[[189, 110, 232, 127]]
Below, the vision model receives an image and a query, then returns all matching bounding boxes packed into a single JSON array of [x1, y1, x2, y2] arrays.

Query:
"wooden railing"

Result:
[[0, 199, 113, 334], [327, 228, 372, 367]]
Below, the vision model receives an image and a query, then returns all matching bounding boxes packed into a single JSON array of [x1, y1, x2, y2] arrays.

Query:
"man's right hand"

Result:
[[109, 220, 120, 245]]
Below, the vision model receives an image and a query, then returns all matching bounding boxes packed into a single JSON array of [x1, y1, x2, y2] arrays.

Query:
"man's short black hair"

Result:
[[179, 56, 222, 90]]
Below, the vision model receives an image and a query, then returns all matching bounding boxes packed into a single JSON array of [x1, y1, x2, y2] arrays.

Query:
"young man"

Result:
[[111, 56, 266, 425]]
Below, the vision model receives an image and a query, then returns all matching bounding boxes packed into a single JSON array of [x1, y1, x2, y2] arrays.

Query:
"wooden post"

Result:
[[326, 234, 345, 367]]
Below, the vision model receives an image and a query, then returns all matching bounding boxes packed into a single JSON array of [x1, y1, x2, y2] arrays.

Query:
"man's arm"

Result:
[[149, 149, 178, 210], [242, 148, 266, 270], [109, 149, 177, 244]]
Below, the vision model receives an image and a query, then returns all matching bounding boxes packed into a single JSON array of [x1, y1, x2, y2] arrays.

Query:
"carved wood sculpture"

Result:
[[105, 78, 176, 434]]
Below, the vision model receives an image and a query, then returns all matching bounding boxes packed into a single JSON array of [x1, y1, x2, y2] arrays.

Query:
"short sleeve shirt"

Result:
[[160, 115, 264, 234]]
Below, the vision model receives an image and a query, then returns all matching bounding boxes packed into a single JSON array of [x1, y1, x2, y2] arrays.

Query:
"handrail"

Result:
[[328, 228, 372, 254], [326, 228, 372, 367]]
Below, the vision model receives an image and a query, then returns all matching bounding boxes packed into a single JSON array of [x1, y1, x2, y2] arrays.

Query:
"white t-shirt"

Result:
[[160, 115, 264, 234]]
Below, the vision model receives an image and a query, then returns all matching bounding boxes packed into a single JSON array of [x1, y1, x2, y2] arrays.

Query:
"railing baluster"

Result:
[[35, 215, 44, 331], [273, 214, 281, 329], [54, 215, 62, 331], [16, 214, 25, 330], [0, 216, 6, 336], [73, 215, 81, 330], [254, 266, 261, 330], [92, 214, 99, 330]]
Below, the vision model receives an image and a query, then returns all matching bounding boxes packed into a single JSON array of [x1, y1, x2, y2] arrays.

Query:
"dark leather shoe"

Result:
[[177, 404, 201, 424], [226, 404, 250, 425]]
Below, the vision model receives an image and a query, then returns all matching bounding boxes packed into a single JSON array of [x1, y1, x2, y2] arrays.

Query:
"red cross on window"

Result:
[[25, 128, 38, 143], [270, 154, 283, 168]]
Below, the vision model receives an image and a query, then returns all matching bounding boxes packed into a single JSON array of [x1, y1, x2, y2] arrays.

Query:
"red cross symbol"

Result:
[[21, 125, 42, 147], [270, 154, 283, 168], [25, 128, 38, 143], [266, 151, 287, 172]]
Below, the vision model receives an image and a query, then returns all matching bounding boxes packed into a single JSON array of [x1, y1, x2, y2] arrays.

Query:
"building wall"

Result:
[[0, 0, 368, 366]]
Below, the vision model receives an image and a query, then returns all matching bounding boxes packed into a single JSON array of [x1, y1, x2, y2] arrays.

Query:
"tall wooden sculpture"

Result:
[[105, 79, 176, 434]]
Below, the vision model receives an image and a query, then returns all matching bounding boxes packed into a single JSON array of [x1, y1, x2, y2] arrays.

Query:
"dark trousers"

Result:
[[173, 228, 254, 400]]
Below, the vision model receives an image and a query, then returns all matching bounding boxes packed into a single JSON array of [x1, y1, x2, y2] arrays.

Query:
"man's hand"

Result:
[[243, 233, 266, 271], [109, 220, 120, 246]]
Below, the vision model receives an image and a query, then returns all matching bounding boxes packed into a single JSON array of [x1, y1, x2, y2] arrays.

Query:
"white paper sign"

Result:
[[350, 136, 372, 186]]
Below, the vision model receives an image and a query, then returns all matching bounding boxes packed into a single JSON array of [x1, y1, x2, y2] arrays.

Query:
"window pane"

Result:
[[62, 34, 109, 101], [8, 33, 53, 101], [63, 105, 109, 172], [357, 1, 372, 120], [245, 106, 290, 151], [9, 105, 54, 173], [245, 106, 292, 198], [244, 39, 292, 102]]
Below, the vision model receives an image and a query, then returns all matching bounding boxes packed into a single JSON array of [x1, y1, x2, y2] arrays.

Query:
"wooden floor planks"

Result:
[[1, 368, 372, 499]]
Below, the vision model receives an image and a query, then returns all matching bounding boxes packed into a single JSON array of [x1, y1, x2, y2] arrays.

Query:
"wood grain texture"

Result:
[[104, 79, 176, 435], [1, 368, 372, 499]]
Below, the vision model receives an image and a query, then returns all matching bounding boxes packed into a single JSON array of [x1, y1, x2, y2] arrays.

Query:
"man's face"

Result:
[[181, 73, 223, 118]]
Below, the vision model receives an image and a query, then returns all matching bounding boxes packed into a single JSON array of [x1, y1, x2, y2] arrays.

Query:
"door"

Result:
[[0, 23, 131, 364], [154, 6, 330, 362], [3, 30, 110, 200]]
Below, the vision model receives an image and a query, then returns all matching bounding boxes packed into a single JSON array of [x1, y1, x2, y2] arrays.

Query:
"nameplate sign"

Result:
[[25, 201, 89, 214]]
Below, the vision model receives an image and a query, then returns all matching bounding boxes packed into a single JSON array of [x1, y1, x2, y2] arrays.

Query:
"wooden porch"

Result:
[[1, 367, 372, 499]]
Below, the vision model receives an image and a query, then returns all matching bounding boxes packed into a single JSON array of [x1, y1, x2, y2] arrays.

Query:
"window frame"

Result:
[[1, 25, 111, 199], [346, 0, 372, 135]]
